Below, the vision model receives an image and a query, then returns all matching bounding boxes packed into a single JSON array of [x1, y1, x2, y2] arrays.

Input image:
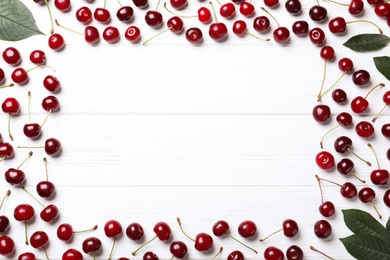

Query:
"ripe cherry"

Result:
[[319, 201, 336, 217], [143, 16, 184, 45], [208, 2, 228, 41], [0, 236, 15, 256], [228, 250, 244, 260], [48, 33, 65, 51], [314, 219, 332, 239], [45, 138, 62, 156], [332, 88, 347, 103], [125, 26, 141, 43], [85, 26, 100, 45], [57, 223, 98, 242], [18, 252, 36, 260], [133, 0, 148, 8], [126, 222, 144, 240], [334, 136, 371, 166], [177, 218, 213, 252], [384, 189, 390, 208], [0, 142, 14, 160], [368, 143, 389, 185], [309, 4, 327, 22], [352, 69, 370, 86], [312, 104, 331, 123], [143, 251, 159, 260], [382, 123, 390, 138], [285, 0, 302, 15], [54, 0, 71, 12], [5, 151, 32, 186], [219, 3, 236, 18], [94, 7, 111, 23], [315, 150, 334, 170], [375, 2, 390, 17], [62, 249, 83, 260], [238, 220, 257, 238], [319, 112, 352, 148], [291, 20, 309, 36], [11, 68, 29, 85], [82, 237, 102, 256], [0, 190, 11, 233], [286, 245, 304, 260], [36, 158, 56, 198], [372, 90, 390, 122], [104, 219, 123, 259], [43, 75, 60, 92], [2, 47, 21, 66], [170, 0, 187, 9], [359, 187, 382, 218], [355, 121, 374, 138], [259, 219, 299, 241], [76, 6, 93, 24], [349, 0, 364, 15], [264, 0, 279, 8], [309, 27, 325, 45], [240, 1, 255, 17], [170, 241, 187, 259], [42, 95, 60, 112], [337, 158, 365, 183], [14, 203, 35, 244], [103, 26, 120, 43], [261, 7, 289, 44], [316, 174, 358, 199], [117, 6, 134, 22], [253, 16, 271, 33], [264, 246, 284, 260], [351, 83, 384, 113], [132, 222, 172, 255]]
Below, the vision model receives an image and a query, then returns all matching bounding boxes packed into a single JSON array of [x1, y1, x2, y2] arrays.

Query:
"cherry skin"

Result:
[[0, 69, 5, 84], [5, 168, 26, 186], [117, 6, 134, 22], [314, 220, 332, 238], [286, 245, 304, 260], [45, 138, 62, 156], [104, 219, 123, 238], [349, 0, 364, 15], [125, 26, 141, 43], [382, 124, 390, 138], [228, 250, 244, 260], [2, 47, 22, 66], [170, 241, 187, 259], [309, 27, 325, 45], [352, 69, 370, 86], [264, 0, 279, 8], [23, 123, 41, 139], [273, 27, 290, 44], [14, 204, 35, 222], [36, 180, 56, 198], [143, 251, 159, 260], [312, 104, 331, 123], [240, 1, 255, 17], [43, 75, 61, 92], [355, 121, 374, 138], [351, 96, 368, 113], [337, 158, 354, 175], [340, 182, 357, 198], [292, 20, 309, 36], [54, 0, 71, 12], [0, 143, 15, 159], [264, 246, 284, 260], [384, 189, 390, 207], [212, 220, 229, 236], [154, 222, 171, 241], [309, 5, 328, 22], [338, 57, 354, 73], [11, 68, 29, 85], [167, 16, 184, 33], [282, 219, 299, 237], [170, 0, 187, 9], [126, 222, 144, 240], [62, 249, 83, 260], [198, 7, 212, 23], [233, 20, 247, 36], [194, 232, 213, 251], [0, 215, 10, 233], [375, 2, 390, 17], [103, 26, 120, 43], [332, 88, 347, 103], [359, 187, 375, 203], [18, 252, 36, 260], [220, 3, 236, 18], [320, 46, 335, 61], [133, 0, 148, 8], [145, 10, 163, 28], [238, 220, 257, 238], [319, 201, 335, 217], [82, 237, 102, 255], [76, 6, 93, 24], [315, 151, 334, 170], [84, 26, 100, 45], [48, 33, 65, 51], [40, 204, 59, 222], [370, 169, 389, 185], [253, 16, 271, 32], [0, 236, 15, 256], [328, 17, 347, 34], [57, 223, 74, 241], [285, 0, 302, 15], [334, 136, 353, 153], [30, 231, 49, 249], [42, 95, 60, 112], [209, 22, 228, 41], [94, 8, 111, 23]]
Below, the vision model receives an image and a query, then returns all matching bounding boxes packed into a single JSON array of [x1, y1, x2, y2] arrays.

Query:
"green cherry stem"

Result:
[[108, 237, 117, 260], [0, 190, 11, 212], [22, 187, 45, 209], [43, 0, 54, 34], [261, 7, 280, 27], [310, 245, 335, 260], [317, 59, 327, 102], [346, 20, 383, 34], [131, 235, 158, 255], [163, 2, 197, 18], [211, 247, 223, 260], [209, 1, 219, 23], [226, 233, 258, 253], [177, 217, 195, 242], [0, 83, 14, 89]]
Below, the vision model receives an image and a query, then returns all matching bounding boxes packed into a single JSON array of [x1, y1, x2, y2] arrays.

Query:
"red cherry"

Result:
[[309, 27, 325, 45], [286, 245, 304, 260], [84, 26, 100, 45], [228, 250, 244, 260], [36, 158, 56, 198], [125, 26, 141, 42], [264, 0, 279, 8], [273, 27, 290, 44], [82, 237, 102, 255], [352, 69, 370, 86], [349, 0, 364, 15], [126, 222, 144, 240], [291, 20, 309, 36], [209, 22, 228, 41], [375, 2, 390, 17], [185, 27, 203, 43], [145, 10, 163, 28], [368, 143, 390, 185], [373, 91, 390, 122], [57, 223, 74, 241], [314, 220, 332, 239], [238, 220, 257, 238], [42, 95, 60, 112], [48, 33, 65, 51], [355, 121, 374, 138], [312, 104, 330, 123], [0, 142, 14, 159], [220, 3, 236, 18], [62, 249, 83, 260], [309, 5, 328, 22], [45, 138, 62, 156], [384, 189, 390, 207], [94, 8, 111, 23], [315, 151, 334, 170], [285, 0, 302, 14], [18, 252, 36, 260], [170, 0, 187, 9], [198, 7, 212, 23], [54, 0, 71, 12], [143, 251, 159, 260], [240, 1, 255, 17], [40, 204, 59, 223], [43, 75, 61, 92], [2, 47, 21, 66], [14, 204, 35, 222], [0, 236, 15, 256], [11, 68, 29, 85], [117, 6, 134, 22], [264, 246, 284, 260], [103, 26, 120, 43], [194, 232, 213, 251], [319, 201, 335, 217], [351, 83, 384, 113], [76, 6, 93, 24], [104, 219, 123, 238], [253, 16, 271, 33], [132, 222, 171, 255], [328, 17, 347, 34], [169, 241, 188, 259], [133, 0, 148, 8]]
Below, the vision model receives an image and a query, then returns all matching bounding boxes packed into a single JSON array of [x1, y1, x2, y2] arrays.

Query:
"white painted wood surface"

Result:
[[0, 0, 389, 259]]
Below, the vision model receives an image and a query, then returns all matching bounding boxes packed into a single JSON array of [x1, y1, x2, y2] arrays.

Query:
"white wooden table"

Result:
[[0, 0, 389, 259]]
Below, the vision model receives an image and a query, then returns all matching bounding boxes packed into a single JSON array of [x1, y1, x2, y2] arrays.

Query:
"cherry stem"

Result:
[[261, 7, 280, 28], [116, 0, 122, 7], [156, 0, 161, 11], [0, 190, 10, 212], [55, 19, 84, 36], [226, 233, 258, 253], [316, 174, 325, 204], [0, 157, 4, 163], [259, 228, 282, 242], [211, 247, 223, 260], [209, 1, 218, 23], [22, 187, 46, 208], [372, 104, 387, 122], [163, 3, 197, 18], [317, 60, 327, 102], [326, 0, 348, 6], [346, 20, 383, 34], [177, 217, 195, 242], [26, 65, 56, 73], [319, 71, 346, 99], [28, 91, 32, 123], [143, 27, 172, 45], [93, 252, 96, 260], [0, 83, 14, 89], [132, 235, 157, 255], [7, 114, 12, 141], [43, 0, 54, 34], [17, 151, 33, 169], [310, 245, 335, 260], [40, 109, 52, 128], [107, 237, 116, 260], [43, 158, 49, 181], [320, 124, 340, 149], [24, 222, 29, 245], [364, 83, 385, 99], [316, 174, 342, 187], [18, 145, 45, 149], [73, 224, 98, 234], [367, 143, 380, 169], [245, 30, 270, 41], [370, 201, 382, 219], [215, 0, 222, 5], [346, 148, 371, 166], [103, 0, 107, 9], [43, 246, 49, 260]]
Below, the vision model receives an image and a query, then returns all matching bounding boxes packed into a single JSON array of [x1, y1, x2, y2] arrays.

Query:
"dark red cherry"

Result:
[[143, 251, 159, 260], [126, 222, 144, 240], [332, 88, 347, 103], [309, 27, 325, 45], [194, 233, 213, 252], [42, 95, 60, 112], [76, 6, 93, 24], [23, 123, 41, 139], [48, 33, 65, 51], [170, 0, 187, 9], [0, 236, 15, 256], [40, 204, 59, 222], [319, 201, 335, 217], [220, 3, 236, 18], [169, 241, 187, 259], [314, 220, 332, 238], [30, 50, 46, 65], [153, 222, 171, 240], [309, 5, 328, 22], [103, 26, 120, 43], [43, 75, 60, 92], [273, 27, 290, 44], [253, 16, 270, 32], [82, 237, 102, 254], [18, 252, 36, 260], [117, 6, 134, 22], [312, 104, 331, 123], [352, 69, 370, 86], [94, 8, 111, 23], [264, 246, 284, 260], [349, 0, 364, 15], [239, 2, 255, 17], [264, 0, 279, 8], [328, 17, 347, 34], [133, 0, 148, 8], [84, 26, 100, 45], [11, 68, 29, 85], [340, 182, 357, 198], [337, 158, 354, 175], [145, 11, 163, 28], [384, 189, 390, 207], [228, 250, 244, 260], [286, 245, 304, 260], [185, 27, 203, 43], [0, 143, 14, 159], [285, 0, 302, 15], [238, 220, 257, 238], [382, 124, 390, 138], [355, 121, 374, 138], [62, 249, 83, 260], [209, 23, 228, 41]]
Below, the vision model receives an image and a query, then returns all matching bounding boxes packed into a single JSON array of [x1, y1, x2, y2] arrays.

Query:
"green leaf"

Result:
[[342, 209, 390, 243], [340, 234, 390, 260], [386, 217, 390, 232], [343, 34, 390, 52], [374, 56, 390, 81], [0, 0, 44, 41]]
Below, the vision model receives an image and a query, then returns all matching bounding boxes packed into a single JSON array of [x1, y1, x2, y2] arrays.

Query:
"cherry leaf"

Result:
[[373, 56, 390, 81], [343, 34, 390, 52], [0, 0, 44, 41], [342, 209, 390, 243], [340, 234, 390, 260]]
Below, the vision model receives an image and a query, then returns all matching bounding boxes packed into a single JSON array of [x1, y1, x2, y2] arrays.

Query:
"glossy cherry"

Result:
[[62, 249, 83, 260], [82, 237, 102, 255], [259, 219, 298, 242], [264, 0, 279, 7], [170, 0, 187, 9], [238, 220, 257, 238], [125, 26, 141, 42], [309, 27, 325, 45], [291, 20, 309, 36], [177, 218, 213, 251], [309, 5, 327, 22], [5, 151, 32, 186], [133, 0, 148, 8], [219, 3, 235, 18], [143, 251, 159, 260], [332, 88, 347, 103], [2, 47, 22, 66], [0, 236, 15, 256], [0, 142, 14, 159], [312, 104, 331, 123], [185, 27, 203, 43], [126, 222, 144, 240], [240, 1, 255, 16], [359, 187, 382, 219], [315, 150, 334, 170], [382, 123, 390, 138], [349, 0, 364, 15], [285, 0, 301, 14], [355, 121, 374, 138], [375, 2, 390, 17], [368, 143, 389, 185], [384, 189, 390, 208], [314, 219, 332, 239], [94, 8, 111, 23], [48, 33, 65, 51], [228, 250, 245, 260], [14, 204, 35, 244], [57, 223, 98, 242], [54, 0, 71, 11], [352, 69, 370, 86], [372, 90, 390, 122], [253, 16, 271, 32], [85, 26, 100, 44], [145, 10, 163, 28], [319, 201, 335, 217], [264, 246, 284, 260], [132, 222, 171, 255], [11, 68, 29, 85], [36, 158, 56, 198], [76, 6, 93, 24], [117, 6, 134, 22], [170, 241, 187, 259], [351, 83, 384, 113], [103, 26, 120, 43], [286, 245, 304, 260], [42, 95, 60, 112], [43, 75, 60, 92], [18, 252, 36, 260], [104, 219, 123, 259]]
